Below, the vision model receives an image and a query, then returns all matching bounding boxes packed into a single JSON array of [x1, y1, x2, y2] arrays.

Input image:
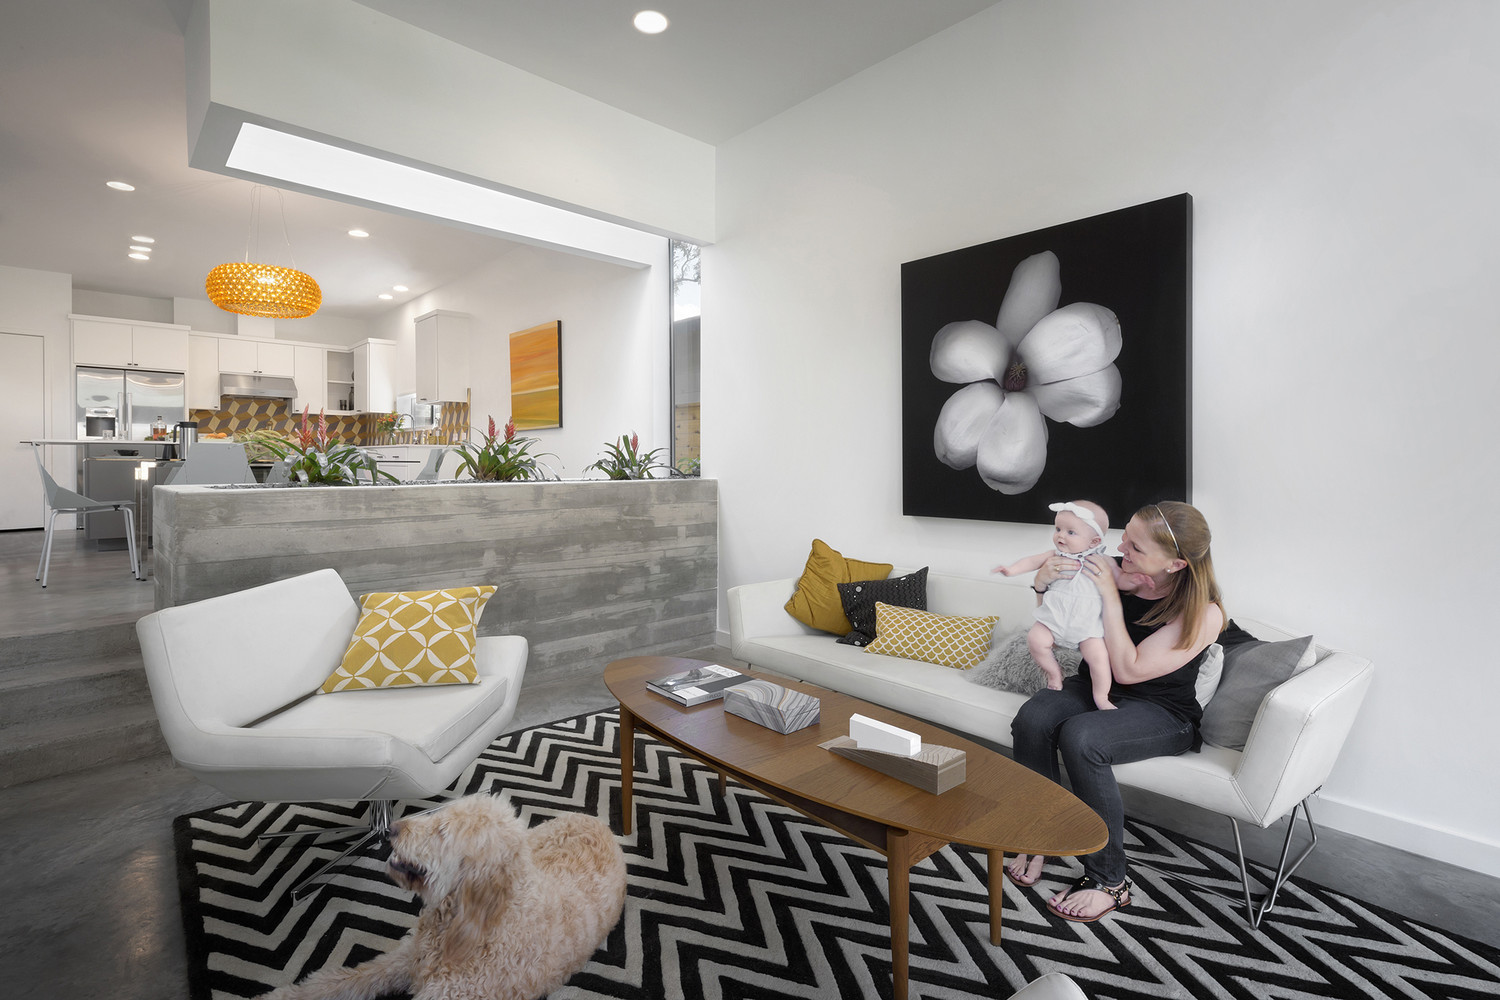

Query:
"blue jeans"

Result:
[[1010, 678, 1195, 885]]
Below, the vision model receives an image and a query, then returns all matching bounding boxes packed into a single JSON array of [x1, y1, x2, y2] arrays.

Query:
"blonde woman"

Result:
[[1006, 501, 1224, 923]]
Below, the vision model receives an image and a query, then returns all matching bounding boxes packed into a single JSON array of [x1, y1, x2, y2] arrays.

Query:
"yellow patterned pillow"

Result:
[[864, 602, 999, 670], [322, 586, 496, 692]]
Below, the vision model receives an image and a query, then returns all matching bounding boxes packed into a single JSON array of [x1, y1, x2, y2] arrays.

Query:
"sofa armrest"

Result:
[[1233, 650, 1374, 827], [728, 577, 818, 656]]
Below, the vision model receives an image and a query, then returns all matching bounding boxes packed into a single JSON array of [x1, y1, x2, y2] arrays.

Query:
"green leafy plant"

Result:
[[453, 415, 557, 481], [675, 456, 701, 478], [262, 406, 395, 486], [585, 431, 672, 480]]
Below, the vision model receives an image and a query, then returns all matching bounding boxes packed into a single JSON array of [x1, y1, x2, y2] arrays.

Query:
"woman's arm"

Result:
[[1085, 554, 1223, 684]]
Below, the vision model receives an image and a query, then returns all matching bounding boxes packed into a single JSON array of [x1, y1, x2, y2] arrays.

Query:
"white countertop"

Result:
[[23, 438, 176, 446]]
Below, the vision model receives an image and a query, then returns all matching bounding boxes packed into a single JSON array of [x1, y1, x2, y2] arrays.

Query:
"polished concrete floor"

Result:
[[1, 527, 1497, 999]]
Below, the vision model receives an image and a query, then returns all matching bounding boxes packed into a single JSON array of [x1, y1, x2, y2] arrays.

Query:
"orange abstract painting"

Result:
[[509, 321, 561, 429]]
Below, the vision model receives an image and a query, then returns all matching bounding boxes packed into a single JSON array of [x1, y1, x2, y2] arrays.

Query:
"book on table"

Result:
[[647, 664, 747, 706]]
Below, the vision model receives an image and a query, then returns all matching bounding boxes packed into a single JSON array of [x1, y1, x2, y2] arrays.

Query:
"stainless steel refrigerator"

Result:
[[75, 366, 186, 544]]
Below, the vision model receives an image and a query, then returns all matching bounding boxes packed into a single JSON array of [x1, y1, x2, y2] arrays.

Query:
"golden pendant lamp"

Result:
[[206, 186, 322, 318]]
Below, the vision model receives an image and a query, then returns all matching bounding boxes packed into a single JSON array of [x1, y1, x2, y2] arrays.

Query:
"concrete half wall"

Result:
[[152, 478, 718, 679]]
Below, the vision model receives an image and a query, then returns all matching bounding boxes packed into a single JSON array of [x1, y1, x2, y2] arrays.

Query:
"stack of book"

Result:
[[646, 664, 747, 706]]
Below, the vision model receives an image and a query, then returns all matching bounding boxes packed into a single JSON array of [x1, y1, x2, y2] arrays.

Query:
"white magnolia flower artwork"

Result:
[[929, 250, 1122, 494]]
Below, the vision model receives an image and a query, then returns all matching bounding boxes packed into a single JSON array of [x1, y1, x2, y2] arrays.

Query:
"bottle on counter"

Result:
[[152, 415, 168, 441]]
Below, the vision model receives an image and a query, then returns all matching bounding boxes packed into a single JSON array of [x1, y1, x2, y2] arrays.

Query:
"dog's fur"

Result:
[[262, 794, 627, 1000]]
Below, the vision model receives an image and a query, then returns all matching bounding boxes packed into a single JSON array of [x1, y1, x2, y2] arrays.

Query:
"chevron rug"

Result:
[[175, 710, 1500, 1000]]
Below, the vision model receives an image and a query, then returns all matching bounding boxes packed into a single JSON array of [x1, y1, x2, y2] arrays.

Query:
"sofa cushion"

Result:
[[783, 539, 893, 635], [837, 567, 928, 647], [865, 602, 999, 669], [1201, 634, 1317, 749], [323, 586, 496, 692], [969, 630, 1224, 705]]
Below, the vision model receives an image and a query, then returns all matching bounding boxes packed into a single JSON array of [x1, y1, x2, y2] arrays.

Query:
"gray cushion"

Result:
[[966, 628, 1081, 696], [1201, 635, 1317, 750]]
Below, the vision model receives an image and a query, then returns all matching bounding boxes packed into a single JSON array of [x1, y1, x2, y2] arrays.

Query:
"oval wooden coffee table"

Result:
[[606, 656, 1107, 1000]]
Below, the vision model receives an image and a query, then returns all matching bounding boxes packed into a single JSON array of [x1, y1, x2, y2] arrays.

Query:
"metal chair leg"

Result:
[[37, 509, 60, 587], [1132, 796, 1319, 929], [119, 505, 141, 580], [260, 800, 396, 899]]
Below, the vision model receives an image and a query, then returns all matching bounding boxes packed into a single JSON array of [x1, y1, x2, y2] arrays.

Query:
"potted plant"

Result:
[[584, 431, 672, 480], [374, 411, 402, 436], [453, 416, 558, 481], [263, 406, 395, 485]]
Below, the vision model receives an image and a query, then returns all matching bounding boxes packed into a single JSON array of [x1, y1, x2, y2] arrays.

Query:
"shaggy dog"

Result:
[[263, 794, 627, 1000]]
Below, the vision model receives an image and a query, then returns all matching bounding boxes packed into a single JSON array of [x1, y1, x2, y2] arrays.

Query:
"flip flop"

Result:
[[1004, 855, 1044, 887], [1047, 875, 1131, 923]]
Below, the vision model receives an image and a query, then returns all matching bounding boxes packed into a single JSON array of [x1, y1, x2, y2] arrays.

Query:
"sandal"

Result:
[[1004, 853, 1045, 887], [1047, 874, 1130, 923]]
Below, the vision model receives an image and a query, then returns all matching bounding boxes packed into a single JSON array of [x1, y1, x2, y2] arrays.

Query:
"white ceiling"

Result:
[[0, 0, 999, 320]]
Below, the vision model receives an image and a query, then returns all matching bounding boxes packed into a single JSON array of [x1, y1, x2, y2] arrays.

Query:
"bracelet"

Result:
[[1033, 585, 1047, 594]]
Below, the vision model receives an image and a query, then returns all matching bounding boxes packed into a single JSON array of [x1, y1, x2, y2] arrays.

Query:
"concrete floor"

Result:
[[1, 528, 1497, 998]]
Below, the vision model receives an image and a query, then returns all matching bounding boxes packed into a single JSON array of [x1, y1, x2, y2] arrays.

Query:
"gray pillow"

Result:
[[1200, 635, 1317, 750], [967, 629, 1081, 696]]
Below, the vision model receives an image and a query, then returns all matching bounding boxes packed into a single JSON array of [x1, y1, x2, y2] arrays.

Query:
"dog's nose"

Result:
[[388, 820, 404, 839]]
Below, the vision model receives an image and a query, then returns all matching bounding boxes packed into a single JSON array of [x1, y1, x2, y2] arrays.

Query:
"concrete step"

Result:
[[0, 654, 152, 728], [0, 704, 167, 789], [0, 620, 140, 674]]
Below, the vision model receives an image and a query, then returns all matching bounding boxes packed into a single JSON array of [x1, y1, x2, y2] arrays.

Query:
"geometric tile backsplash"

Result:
[[190, 397, 472, 447]]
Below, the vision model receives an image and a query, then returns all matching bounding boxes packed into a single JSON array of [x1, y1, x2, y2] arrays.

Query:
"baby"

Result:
[[994, 500, 1119, 711]]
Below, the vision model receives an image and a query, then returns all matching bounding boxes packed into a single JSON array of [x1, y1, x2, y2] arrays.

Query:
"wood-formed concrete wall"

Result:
[[152, 479, 717, 679]]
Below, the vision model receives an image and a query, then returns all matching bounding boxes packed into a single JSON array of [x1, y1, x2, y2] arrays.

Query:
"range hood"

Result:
[[220, 373, 298, 399]]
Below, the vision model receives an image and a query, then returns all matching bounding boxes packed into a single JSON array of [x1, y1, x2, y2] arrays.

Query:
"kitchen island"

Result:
[[151, 478, 718, 681]]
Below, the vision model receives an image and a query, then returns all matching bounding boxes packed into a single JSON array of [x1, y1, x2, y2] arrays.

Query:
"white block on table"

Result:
[[849, 714, 920, 756]]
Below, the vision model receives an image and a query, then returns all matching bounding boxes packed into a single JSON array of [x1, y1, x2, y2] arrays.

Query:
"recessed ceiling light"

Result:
[[131, 235, 156, 244], [128, 252, 150, 260], [378, 293, 394, 300], [107, 180, 136, 191], [348, 228, 370, 238], [633, 10, 668, 33], [129, 245, 153, 253], [393, 284, 409, 292]]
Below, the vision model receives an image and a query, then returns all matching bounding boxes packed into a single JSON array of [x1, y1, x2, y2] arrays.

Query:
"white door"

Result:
[[1, 332, 46, 529]]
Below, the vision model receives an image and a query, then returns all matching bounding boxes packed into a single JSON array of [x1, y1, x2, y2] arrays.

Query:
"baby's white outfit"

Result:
[[1035, 542, 1108, 649]]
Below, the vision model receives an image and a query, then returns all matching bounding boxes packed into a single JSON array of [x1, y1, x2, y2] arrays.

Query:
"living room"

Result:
[[2, 1, 1497, 998]]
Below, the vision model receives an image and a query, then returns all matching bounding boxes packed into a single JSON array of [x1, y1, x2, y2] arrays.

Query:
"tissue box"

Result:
[[723, 680, 821, 734]]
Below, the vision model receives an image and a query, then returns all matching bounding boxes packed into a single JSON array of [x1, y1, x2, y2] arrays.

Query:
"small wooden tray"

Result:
[[820, 736, 967, 794]]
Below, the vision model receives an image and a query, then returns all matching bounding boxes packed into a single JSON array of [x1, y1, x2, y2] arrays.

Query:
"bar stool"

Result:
[[31, 444, 141, 588]]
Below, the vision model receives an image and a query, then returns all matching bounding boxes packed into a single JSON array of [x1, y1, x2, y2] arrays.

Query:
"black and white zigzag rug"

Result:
[[174, 711, 1500, 1000]]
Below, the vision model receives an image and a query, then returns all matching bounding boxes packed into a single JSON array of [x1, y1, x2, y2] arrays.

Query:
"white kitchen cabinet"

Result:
[[353, 340, 396, 413], [414, 309, 470, 402], [187, 334, 221, 409], [72, 317, 189, 371], [291, 345, 326, 413], [326, 351, 355, 413], [218, 338, 295, 377]]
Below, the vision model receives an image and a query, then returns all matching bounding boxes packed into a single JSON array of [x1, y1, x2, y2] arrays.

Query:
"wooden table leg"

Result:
[[987, 848, 1004, 945], [618, 705, 635, 835], [887, 828, 911, 1000]]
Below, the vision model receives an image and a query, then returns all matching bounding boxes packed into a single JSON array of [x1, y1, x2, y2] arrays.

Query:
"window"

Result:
[[670, 240, 701, 476]]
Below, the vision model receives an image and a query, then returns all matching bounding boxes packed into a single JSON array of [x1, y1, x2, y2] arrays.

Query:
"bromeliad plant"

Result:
[[453, 415, 558, 481], [263, 405, 395, 485], [584, 431, 672, 480]]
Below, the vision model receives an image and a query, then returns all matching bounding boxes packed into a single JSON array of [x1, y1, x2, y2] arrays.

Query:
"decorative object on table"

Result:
[[509, 320, 562, 430], [453, 415, 558, 481], [205, 185, 322, 318], [260, 405, 394, 486], [584, 431, 672, 480], [722, 679, 821, 734], [821, 725, 967, 795], [646, 663, 747, 706], [374, 410, 402, 436], [901, 193, 1190, 523], [848, 714, 921, 756]]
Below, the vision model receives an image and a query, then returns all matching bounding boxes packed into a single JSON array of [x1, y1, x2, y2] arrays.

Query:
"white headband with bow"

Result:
[[1048, 501, 1105, 541]]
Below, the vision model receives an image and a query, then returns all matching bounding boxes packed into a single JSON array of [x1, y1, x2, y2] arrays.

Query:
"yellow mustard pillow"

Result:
[[322, 586, 496, 692], [783, 539, 893, 635], [864, 602, 999, 670]]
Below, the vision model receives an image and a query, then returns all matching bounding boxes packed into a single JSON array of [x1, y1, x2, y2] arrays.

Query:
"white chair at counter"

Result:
[[136, 568, 529, 897], [162, 440, 255, 485], [30, 444, 141, 587]]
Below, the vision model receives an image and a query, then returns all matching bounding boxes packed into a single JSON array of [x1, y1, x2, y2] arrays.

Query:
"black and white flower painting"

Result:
[[901, 194, 1191, 525]]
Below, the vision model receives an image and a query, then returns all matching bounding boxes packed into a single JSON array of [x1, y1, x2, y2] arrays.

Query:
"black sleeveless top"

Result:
[[1079, 590, 1208, 747]]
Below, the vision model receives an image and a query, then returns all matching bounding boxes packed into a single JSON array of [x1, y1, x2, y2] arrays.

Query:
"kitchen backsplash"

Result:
[[190, 397, 472, 446]]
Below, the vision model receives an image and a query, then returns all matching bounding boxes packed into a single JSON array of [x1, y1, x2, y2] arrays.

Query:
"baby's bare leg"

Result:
[[1079, 637, 1115, 710], [1027, 622, 1065, 690]]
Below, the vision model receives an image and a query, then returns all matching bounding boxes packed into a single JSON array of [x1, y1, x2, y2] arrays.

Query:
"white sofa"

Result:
[[728, 570, 1374, 924]]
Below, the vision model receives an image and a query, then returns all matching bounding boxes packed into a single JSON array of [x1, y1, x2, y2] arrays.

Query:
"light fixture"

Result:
[[378, 293, 393, 300], [348, 228, 370, 238], [633, 10, 668, 34], [129, 245, 153, 253], [131, 235, 156, 244], [128, 252, 150, 261], [393, 284, 409, 292], [106, 180, 136, 191], [205, 185, 321, 318]]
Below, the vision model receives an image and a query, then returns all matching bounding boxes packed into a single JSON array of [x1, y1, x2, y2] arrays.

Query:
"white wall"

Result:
[[707, 0, 1500, 875], [370, 242, 670, 478], [1, 265, 76, 489]]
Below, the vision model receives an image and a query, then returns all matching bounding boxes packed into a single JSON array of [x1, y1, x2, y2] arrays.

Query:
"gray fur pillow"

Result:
[[966, 628, 1082, 696]]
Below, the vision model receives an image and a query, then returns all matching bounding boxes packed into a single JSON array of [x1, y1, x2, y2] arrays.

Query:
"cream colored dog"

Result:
[[263, 793, 627, 1000]]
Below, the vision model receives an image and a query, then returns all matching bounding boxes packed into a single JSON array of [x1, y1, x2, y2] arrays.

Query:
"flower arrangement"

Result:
[[453, 416, 557, 482], [262, 405, 394, 486], [374, 411, 402, 435], [585, 431, 672, 480]]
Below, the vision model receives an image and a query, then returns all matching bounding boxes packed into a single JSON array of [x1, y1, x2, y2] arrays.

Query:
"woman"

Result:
[[1006, 501, 1224, 922]]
